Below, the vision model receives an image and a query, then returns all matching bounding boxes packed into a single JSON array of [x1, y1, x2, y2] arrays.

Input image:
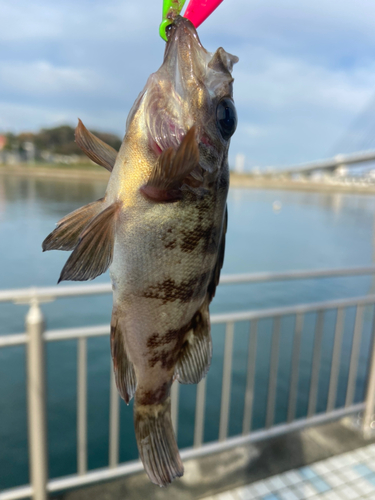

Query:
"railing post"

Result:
[[362, 311, 375, 438], [77, 338, 87, 474], [194, 378, 206, 448], [219, 322, 234, 441], [242, 320, 257, 434], [26, 298, 48, 500], [109, 368, 120, 468]]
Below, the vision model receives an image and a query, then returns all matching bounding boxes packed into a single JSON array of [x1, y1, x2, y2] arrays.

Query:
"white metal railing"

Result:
[[1, 266, 375, 500]]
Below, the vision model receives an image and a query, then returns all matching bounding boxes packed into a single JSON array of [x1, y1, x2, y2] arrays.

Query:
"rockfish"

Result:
[[43, 16, 238, 486]]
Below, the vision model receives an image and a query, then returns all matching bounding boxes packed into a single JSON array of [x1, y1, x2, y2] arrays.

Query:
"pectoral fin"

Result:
[[175, 300, 212, 384], [75, 119, 118, 172], [42, 198, 104, 252], [58, 201, 121, 282], [140, 126, 200, 202]]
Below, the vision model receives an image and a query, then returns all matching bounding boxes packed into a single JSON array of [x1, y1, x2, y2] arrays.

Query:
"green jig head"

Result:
[[159, 0, 187, 41]]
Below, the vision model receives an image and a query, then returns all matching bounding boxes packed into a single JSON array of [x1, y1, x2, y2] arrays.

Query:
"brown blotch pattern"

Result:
[[146, 309, 204, 371], [180, 223, 219, 255], [148, 349, 176, 371], [164, 239, 177, 250], [178, 193, 219, 254], [161, 227, 177, 250], [138, 382, 170, 406], [147, 329, 179, 348], [147, 333, 186, 370], [142, 272, 210, 304]]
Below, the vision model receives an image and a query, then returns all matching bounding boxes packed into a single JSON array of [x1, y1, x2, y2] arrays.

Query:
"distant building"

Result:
[[0, 135, 6, 151], [310, 171, 325, 182], [234, 153, 245, 173], [334, 165, 348, 177], [23, 141, 35, 164]]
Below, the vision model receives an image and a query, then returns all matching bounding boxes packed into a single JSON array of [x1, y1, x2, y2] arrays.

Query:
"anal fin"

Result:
[[175, 299, 212, 384], [58, 201, 121, 282], [111, 307, 136, 404], [42, 198, 104, 252], [141, 126, 201, 203]]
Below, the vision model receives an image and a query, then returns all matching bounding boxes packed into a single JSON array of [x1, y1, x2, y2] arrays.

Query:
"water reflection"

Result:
[[0, 175, 107, 219], [1, 174, 375, 296], [332, 193, 343, 214]]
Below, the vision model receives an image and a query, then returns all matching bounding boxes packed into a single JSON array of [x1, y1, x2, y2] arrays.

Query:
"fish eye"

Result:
[[216, 98, 237, 141]]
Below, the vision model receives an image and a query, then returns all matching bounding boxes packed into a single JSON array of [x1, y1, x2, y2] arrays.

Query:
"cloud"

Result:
[[0, 100, 128, 136], [0, 2, 63, 42], [0, 102, 73, 132], [0, 61, 101, 95], [230, 46, 375, 166], [236, 49, 375, 112]]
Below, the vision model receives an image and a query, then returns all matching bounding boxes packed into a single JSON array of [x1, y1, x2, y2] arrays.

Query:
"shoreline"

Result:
[[2, 165, 375, 194], [229, 173, 375, 194], [0, 165, 110, 181]]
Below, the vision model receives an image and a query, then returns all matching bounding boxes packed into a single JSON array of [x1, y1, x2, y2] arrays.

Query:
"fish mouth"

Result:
[[163, 16, 237, 85], [163, 16, 207, 67], [145, 17, 209, 155], [144, 16, 237, 156]]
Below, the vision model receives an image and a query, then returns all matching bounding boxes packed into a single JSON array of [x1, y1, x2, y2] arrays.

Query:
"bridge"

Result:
[[278, 150, 375, 176]]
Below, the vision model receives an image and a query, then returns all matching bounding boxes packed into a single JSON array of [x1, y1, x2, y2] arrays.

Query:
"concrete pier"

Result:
[[52, 418, 375, 500]]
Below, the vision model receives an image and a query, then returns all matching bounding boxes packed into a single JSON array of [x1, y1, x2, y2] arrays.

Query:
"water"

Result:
[[1, 175, 375, 490]]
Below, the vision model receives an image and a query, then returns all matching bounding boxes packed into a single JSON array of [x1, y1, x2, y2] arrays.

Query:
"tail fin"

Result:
[[134, 398, 183, 486]]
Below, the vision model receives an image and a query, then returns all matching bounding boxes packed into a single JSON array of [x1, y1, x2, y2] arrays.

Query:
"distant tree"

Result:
[[3, 133, 18, 151], [34, 125, 81, 155], [34, 125, 122, 156], [92, 131, 122, 152], [2, 125, 122, 159]]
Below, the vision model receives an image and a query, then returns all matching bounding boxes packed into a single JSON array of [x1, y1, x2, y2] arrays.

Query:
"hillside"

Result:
[[2, 125, 122, 157]]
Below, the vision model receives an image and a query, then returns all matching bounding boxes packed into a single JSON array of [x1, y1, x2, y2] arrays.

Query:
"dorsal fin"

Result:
[[58, 201, 121, 282], [75, 119, 118, 172], [140, 126, 200, 202]]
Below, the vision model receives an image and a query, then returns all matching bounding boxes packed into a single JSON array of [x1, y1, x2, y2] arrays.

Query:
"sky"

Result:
[[1, 0, 375, 169]]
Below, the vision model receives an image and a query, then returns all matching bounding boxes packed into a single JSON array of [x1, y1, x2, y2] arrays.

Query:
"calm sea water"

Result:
[[1, 174, 375, 490]]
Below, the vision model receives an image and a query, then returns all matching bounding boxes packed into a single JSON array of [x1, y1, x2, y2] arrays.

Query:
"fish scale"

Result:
[[43, 15, 237, 487]]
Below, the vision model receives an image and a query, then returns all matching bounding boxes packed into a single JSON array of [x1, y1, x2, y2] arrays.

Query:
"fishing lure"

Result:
[[160, 0, 187, 41], [160, 0, 224, 40]]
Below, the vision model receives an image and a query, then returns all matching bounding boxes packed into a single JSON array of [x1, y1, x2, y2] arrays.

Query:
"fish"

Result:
[[43, 15, 238, 487]]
